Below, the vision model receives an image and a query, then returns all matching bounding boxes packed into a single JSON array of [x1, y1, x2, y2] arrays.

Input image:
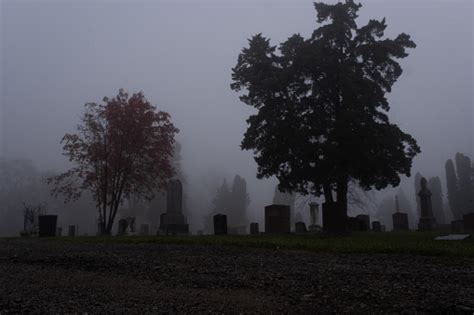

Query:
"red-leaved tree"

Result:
[[49, 89, 179, 235]]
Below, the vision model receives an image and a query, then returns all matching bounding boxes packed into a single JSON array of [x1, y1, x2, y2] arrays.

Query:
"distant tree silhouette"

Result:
[[398, 188, 416, 229], [455, 153, 472, 214], [445, 153, 472, 219], [414, 172, 423, 216], [445, 159, 460, 219], [428, 176, 445, 224], [208, 176, 250, 230], [231, 1, 419, 233], [49, 89, 178, 235], [212, 179, 231, 215], [229, 175, 250, 228]]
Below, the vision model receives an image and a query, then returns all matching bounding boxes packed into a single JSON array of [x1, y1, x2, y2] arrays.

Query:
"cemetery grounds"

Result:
[[0, 232, 473, 313]]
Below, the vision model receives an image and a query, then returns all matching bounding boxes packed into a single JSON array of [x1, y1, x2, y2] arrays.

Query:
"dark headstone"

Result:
[[56, 227, 62, 237], [117, 219, 127, 235], [356, 215, 370, 231], [68, 225, 76, 237], [463, 213, 474, 231], [322, 202, 347, 234], [295, 222, 307, 234], [250, 222, 259, 235], [160, 179, 188, 234], [381, 225, 386, 232], [38, 215, 57, 237], [213, 214, 227, 235], [372, 221, 381, 232], [265, 205, 290, 234], [392, 212, 409, 231], [197, 230, 203, 236], [418, 177, 436, 231]]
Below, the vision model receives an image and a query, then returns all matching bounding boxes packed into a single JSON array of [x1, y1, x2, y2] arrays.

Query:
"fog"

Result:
[[1, 0, 472, 234]]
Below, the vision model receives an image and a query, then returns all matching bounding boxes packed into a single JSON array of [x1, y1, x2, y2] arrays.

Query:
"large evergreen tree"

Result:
[[414, 172, 423, 216], [231, 1, 419, 232], [445, 159, 460, 219], [445, 153, 472, 219], [455, 153, 472, 214], [229, 175, 250, 228], [428, 176, 445, 224]]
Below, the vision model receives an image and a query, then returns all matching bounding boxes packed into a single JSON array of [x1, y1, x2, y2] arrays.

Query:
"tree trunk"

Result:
[[322, 179, 348, 235]]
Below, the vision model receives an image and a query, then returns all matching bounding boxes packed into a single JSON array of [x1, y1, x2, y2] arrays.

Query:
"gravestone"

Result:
[[250, 222, 259, 235], [117, 219, 127, 235], [295, 222, 307, 234], [160, 179, 189, 235], [372, 221, 381, 232], [139, 224, 149, 236], [197, 230, 203, 236], [463, 213, 474, 230], [265, 205, 290, 234], [213, 214, 227, 235], [56, 227, 62, 237], [381, 225, 386, 232], [38, 215, 57, 237], [68, 225, 76, 237], [356, 215, 370, 231], [417, 177, 437, 231]]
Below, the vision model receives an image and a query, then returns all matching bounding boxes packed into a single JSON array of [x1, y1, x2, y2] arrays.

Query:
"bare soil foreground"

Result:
[[0, 238, 473, 314]]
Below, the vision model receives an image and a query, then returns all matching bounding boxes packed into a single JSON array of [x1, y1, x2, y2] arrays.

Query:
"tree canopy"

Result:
[[231, 0, 420, 231], [49, 89, 179, 235]]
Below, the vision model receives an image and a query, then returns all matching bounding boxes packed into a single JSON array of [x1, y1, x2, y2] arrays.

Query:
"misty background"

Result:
[[0, 0, 472, 235]]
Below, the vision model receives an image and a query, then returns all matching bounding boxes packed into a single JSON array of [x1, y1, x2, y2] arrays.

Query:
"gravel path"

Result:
[[0, 238, 473, 314]]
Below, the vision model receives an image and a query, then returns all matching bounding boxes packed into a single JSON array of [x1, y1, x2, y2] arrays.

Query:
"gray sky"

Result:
[[1, 0, 473, 223]]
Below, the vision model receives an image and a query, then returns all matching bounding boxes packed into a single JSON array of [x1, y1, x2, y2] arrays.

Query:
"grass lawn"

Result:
[[45, 231, 474, 258]]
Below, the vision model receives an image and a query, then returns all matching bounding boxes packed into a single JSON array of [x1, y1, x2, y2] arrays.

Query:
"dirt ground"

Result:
[[0, 238, 473, 314]]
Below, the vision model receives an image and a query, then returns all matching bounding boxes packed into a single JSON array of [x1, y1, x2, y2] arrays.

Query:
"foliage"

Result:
[[49, 89, 179, 235], [230, 0, 419, 231]]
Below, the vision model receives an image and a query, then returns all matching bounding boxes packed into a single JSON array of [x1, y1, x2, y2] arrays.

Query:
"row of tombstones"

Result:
[[34, 209, 474, 237], [213, 212, 385, 235]]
